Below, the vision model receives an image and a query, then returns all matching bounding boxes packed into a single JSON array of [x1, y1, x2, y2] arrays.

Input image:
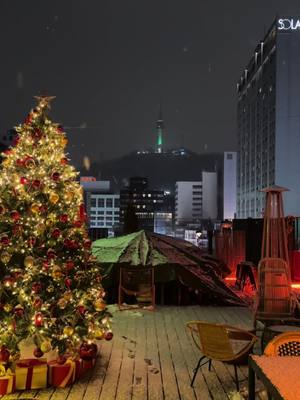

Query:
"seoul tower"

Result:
[[156, 102, 164, 153]]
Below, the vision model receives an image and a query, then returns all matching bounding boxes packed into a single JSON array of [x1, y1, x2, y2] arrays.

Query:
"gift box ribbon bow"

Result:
[[17, 359, 46, 390], [59, 359, 76, 388], [0, 366, 14, 393]]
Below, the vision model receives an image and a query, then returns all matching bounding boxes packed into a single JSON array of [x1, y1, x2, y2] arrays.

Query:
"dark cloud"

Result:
[[0, 0, 299, 166]]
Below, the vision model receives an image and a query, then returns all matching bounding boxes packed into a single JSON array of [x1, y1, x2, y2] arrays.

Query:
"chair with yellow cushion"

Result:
[[186, 320, 258, 391], [264, 331, 300, 356]]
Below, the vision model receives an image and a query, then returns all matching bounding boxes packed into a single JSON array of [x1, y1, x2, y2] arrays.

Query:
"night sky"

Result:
[[1, 1, 300, 167]]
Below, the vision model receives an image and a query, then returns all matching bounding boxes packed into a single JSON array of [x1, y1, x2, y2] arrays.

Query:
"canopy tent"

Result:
[[92, 230, 245, 306]]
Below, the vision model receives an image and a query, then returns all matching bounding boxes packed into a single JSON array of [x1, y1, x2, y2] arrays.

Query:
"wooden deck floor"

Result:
[[2, 305, 267, 400]]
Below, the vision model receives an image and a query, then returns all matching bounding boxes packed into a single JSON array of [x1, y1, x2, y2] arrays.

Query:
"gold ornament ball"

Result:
[[47, 285, 54, 293], [36, 223, 45, 235], [49, 192, 59, 204], [61, 137, 68, 146], [45, 218, 54, 227], [30, 203, 40, 214], [24, 255, 35, 268], [94, 329, 105, 340], [40, 341, 52, 353], [94, 299, 106, 312], [57, 298, 67, 309], [0, 251, 11, 264], [52, 266, 63, 280], [3, 304, 12, 313], [63, 291, 73, 301], [65, 191, 74, 201], [63, 326, 74, 337]]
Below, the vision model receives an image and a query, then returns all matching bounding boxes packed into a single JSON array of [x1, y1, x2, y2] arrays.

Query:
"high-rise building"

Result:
[[223, 152, 237, 220], [237, 16, 300, 218], [120, 177, 173, 232], [175, 172, 218, 226], [80, 177, 120, 239]]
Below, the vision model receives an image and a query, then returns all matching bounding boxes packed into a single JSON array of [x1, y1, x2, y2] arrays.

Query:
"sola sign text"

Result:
[[278, 18, 300, 31]]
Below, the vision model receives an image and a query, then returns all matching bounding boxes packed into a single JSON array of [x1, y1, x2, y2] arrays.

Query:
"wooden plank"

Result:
[[175, 306, 212, 400], [34, 387, 56, 400], [98, 310, 129, 400], [163, 307, 200, 400], [144, 309, 164, 400], [162, 308, 196, 400], [83, 338, 114, 400], [115, 311, 138, 399], [132, 312, 148, 400], [153, 308, 181, 400], [66, 361, 95, 400], [0, 306, 261, 400]]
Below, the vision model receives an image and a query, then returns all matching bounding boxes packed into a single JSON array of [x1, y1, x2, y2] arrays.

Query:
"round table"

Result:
[[262, 324, 300, 351]]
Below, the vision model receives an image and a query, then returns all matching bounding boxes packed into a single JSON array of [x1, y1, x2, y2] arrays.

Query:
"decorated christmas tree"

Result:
[[0, 96, 112, 361]]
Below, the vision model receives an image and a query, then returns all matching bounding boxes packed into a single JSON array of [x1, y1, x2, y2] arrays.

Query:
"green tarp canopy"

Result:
[[92, 230, 245, 306]]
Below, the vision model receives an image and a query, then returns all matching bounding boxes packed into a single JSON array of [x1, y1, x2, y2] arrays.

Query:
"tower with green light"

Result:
[[156, 103, 164, 153]]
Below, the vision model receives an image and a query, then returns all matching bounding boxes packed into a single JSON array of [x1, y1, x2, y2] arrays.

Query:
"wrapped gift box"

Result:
[[80, 357, 96, 376], [0, 369, 15, 395], [16, 358, 47, 390], [48, 359, 81, 388]]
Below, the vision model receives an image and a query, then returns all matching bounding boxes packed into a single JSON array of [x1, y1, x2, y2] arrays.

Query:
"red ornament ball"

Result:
[[33, 129, 42, 140], [42, 261, 50, 271], [77, 305, 86, 315], [14, 305, 24, 317], [47, 249, 56, 260], [0, 346, 10, 362], [59, 214, 68, 223], [65, 278, 72, 288], [32, 179, 41, 189], [65, 260, 74, 271], [24, 156, 35, 168], [32, 282, 42, 294], [105, 331, 113, 341], [33, 297, 42, 309], [3, 276, 14, 287], [11, 210, 20, 221], [83, 240, 92, 249], [0, 236, 9, 246], [20, 176, 28, 185], [13, 224, 22, 236], [39, 205, 47, 214], [79, 343, 98, 360], [51, 228, 61, 239], [51, 172, 60, 181], [33, 347, 44, 358], [27, 237, 36, 247], [25, 115, 32, 125], [73, 220, 82, 228], [60, 157, 68, 165], [16, 158, 24, 167], [57, 125, 64, 133]]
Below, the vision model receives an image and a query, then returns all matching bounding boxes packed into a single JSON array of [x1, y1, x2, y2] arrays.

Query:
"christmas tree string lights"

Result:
[[0, 96, 112, 361]]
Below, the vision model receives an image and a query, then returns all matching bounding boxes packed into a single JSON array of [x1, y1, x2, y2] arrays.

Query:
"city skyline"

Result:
[[1, 1, 300, 167]]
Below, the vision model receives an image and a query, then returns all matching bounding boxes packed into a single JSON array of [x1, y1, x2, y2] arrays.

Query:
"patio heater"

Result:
[[261, 185, 290, 279], [255, 186, 294, 324]]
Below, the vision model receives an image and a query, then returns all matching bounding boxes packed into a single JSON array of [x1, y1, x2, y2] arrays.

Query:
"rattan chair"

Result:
[[264, 331, 300, 356], [186, 321, 258, 391]]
